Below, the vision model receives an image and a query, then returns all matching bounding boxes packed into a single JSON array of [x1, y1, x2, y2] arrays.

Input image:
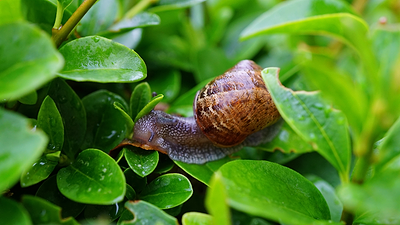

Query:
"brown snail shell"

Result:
[[113, 60, 281, 164], [194, 60, 280, 147]]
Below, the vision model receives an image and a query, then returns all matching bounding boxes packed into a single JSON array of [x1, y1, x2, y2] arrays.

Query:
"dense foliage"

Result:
[[1, 0, 400, 224]]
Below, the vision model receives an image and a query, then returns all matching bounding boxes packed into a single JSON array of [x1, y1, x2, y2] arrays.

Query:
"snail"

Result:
[[118, 60, 282, 164]]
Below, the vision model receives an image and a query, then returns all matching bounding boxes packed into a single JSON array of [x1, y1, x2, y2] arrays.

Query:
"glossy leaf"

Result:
[[58, 36, 147, 83], [337, 169, 400, 222], [77, 0, 118, 36], [0, 0, 23, 25], [124, 147, 159, 177], [38, 96, 64, 153], [139, 173, 193, 209], [113, 102, 135, 138], [57, 149, 126, 204], [375, 116, 400, 172], [48, 78, 86, 160], [150, 0, 206, 12], [100, 12, 161, 39], [20, 153, 60, 187], [82, 90, 129, 152], [176, 157, 234, 184], [182, 212, 213, 225], [134, 94, 164, 122], [262, 68, 351, 182], [126, 184, 137, 200], [174, 157, 234, 185], [257, 121, 313, 154], [205, 172, 231, 225], [124, 168, 147, 193], [241, 0, 359, 44], [0, 22, 63, 101], [36, 175, 86, 218], [300, 55, 368, 136], [120, 201, 178, 225], [22, 195, 79, 225], [307, 175, 343, 222], [0, 109, 48, 192], [213, 160, 334, 224], [130, 82, 152, 119], [0, 197, 31, 225]]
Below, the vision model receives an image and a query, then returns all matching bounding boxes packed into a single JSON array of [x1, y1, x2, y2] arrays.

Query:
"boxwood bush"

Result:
[[1, 0, 400, 224]]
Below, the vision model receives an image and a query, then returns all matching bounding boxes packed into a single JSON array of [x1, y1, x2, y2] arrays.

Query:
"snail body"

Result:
[[123, 60, 281, 164]]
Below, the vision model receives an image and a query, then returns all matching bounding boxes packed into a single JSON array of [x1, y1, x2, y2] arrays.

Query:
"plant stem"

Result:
[[53, 1, 64, 29], [52, 0, 98, 47], [124, 0, 158, 19]]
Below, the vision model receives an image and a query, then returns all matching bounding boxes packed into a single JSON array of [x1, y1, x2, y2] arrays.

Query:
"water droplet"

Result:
[[309, 133, 316, 140], [87, 187, 92, 192], [137, 164, 142, 168], [102, 168, 107, 173]]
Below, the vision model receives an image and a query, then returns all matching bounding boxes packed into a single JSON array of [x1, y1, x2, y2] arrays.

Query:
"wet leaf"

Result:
[[58, 36, 146, 83], [124, 147, 159, 177], [57, 149, 126, 204]]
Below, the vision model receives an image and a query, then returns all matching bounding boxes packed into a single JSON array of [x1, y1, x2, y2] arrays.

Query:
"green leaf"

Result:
[[134, 94, 164, 122], [48, 78, 86, 160], [139, 173, 193, 209], [130, 82, 152, 119], [20, 153, 60, 187], [182, 212, 213, 225], [58, 36, 146, 83], [337, 169, 400, 222], [174, 157, 234, 185], [150, 0, 206, 12], [36, 175, 86, 218], [147, 70, 181, 103], [82, 90, 129, 152], [113, 102, 135, 138], [0, 22, 63, 101], [0, 197, 32, 225], [38, 96, 64, 153], [77, 0, 118, 36], [120, 201, 178, 225], [22, 195, 79, 225], [126, 184, 136, 200], [57, 149, 126, 204], [262, 68, 351, 183], [299, 54, 368, 136], [375, 116, 400, 172], [124, 147, 159, 177], [211, 160, 335, 224], [99, 12, 161, 39], [205, 172, 231, 225], [0, 108, 48, 192], [257, 121, 313, 154], [241, 0, 358, 41], [124, 168, 147, 193], [307, 175, 343, 222], [0, 0, 23, 25]]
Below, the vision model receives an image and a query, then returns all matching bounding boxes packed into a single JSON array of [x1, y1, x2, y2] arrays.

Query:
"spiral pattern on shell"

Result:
[[193, 60, 281, 147]]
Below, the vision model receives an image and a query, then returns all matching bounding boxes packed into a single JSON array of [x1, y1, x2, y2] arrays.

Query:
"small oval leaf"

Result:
[[58, 36, 146, 83], [139, 173, 193, 209], [57, 149, 126, 205], [124, 147, 159, 177]]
